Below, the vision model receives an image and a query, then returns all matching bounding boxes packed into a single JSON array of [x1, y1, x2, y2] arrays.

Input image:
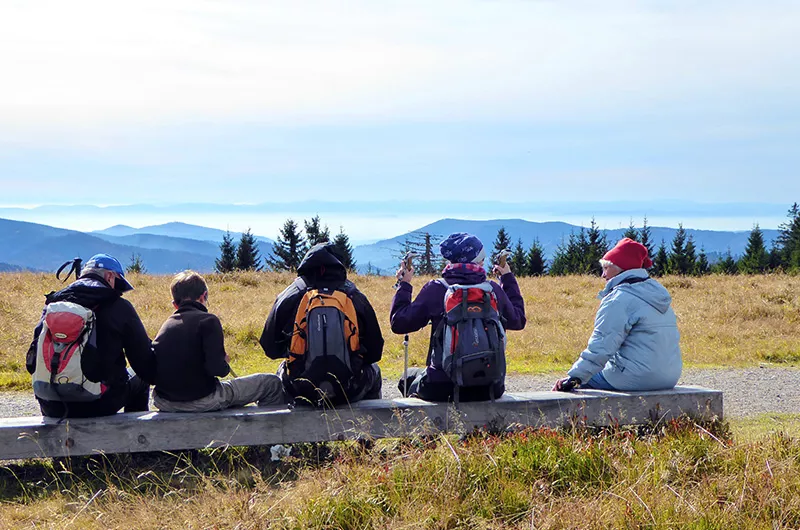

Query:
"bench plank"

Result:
[[0, 386, 722, 460]]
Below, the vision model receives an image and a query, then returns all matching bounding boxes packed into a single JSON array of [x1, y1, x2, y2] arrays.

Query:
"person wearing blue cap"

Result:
[[391, 233, 527, 401], [25, 253, 156, 418]]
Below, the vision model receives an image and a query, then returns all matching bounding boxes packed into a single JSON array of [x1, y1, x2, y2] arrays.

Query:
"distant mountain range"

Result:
[[0, 217, 780, 276], [351, 218, 780, 274], [0, 218, 273, 274]]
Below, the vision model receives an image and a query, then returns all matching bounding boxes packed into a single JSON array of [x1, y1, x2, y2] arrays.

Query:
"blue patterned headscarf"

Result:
[[439, 232, 485, 264]]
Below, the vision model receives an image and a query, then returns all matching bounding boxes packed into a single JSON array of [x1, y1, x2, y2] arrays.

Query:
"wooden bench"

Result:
[[0, 386, 722, 460]]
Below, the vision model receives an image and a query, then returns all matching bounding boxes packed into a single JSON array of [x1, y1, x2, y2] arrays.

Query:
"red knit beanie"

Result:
[[603, 238, 653, 270]]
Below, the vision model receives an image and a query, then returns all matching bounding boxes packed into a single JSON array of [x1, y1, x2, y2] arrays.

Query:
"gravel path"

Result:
[[2, 367, 797, 419]]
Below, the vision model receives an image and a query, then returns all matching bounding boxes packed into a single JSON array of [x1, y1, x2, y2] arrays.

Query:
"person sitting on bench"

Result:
[[26, 254, 155, 418], [392, 232, 526, 402], [260, 242, 384, 406], [553, 238, 682, 392], [152, 271, 285, 412]]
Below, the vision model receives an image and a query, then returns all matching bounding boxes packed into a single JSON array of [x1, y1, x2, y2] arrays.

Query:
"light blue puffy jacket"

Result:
[[567, 268, 682, 391]]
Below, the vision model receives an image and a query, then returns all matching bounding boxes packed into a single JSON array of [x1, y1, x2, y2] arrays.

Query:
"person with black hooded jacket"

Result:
[[260, 242, 384, 405], [25, 254, 155, 418]]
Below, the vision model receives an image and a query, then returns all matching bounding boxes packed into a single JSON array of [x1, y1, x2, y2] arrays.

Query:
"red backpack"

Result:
[[32, 301, 105, 402], [432, 280, 507, 402]]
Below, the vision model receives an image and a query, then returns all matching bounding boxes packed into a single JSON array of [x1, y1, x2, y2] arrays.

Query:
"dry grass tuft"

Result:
[[1, 272, 799, 390]]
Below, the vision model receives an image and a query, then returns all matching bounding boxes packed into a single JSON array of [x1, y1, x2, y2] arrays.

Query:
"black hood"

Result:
[[297, 243, 347, 286], [47, 275, 122, 308]]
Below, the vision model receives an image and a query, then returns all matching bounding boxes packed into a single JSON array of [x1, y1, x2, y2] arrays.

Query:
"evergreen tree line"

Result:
[[215, 202, 800, 276], [491, 202, 800, 277], [214, 215, 357, 273]]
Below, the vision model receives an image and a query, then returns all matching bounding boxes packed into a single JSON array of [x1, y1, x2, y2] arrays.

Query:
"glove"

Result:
[[552, 377, 582, 392]]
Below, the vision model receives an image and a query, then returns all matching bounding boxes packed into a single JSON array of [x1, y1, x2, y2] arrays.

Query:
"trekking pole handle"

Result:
[[394, 251, 417, 290], [496, 249, 511, 269]]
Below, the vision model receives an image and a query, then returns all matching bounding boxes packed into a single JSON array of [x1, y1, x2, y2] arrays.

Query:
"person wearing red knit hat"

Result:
[[553, 238, 682, 392]]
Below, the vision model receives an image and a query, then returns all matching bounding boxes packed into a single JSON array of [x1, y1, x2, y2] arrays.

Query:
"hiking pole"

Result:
[[403, 333, 410, 398], [394, 251, 416, 397]]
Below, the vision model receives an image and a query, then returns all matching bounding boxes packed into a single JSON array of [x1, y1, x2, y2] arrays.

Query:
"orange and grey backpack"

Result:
[[287, 282, 361, 403]]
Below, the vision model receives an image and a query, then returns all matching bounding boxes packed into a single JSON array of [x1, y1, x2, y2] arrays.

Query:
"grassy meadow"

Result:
[[2, 271, 800, 528], [1, 271, 800, 390], [3, 419, 800, 528]]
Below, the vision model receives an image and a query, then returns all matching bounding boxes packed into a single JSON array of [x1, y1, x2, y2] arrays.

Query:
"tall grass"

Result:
[[2, 418, 800, 528], [1, 272, 799, 390]]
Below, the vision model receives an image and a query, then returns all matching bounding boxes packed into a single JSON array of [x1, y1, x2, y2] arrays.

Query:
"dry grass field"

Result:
[[2, 419, 800, 528], [2, 272, 800, 528], [1, 271, 799, 390]]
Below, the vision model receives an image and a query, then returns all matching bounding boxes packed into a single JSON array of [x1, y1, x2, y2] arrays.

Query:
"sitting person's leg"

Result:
[[346, 364, 382, 402], [124, 372, 150, 412], [397, 367, 425, 397], [580, 371, 617, 390], [227, 373, 286, 407], [414, 372, 455, 402], [155, 374, 285, 412], [457, 381, 505, 402]]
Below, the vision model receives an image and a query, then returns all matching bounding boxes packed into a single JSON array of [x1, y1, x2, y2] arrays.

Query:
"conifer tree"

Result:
[[331, 227, 357, 271], [510, 238, 526, 276], [584, 218, 609, 275], [622, 219, 639, 241], [652, 240, 669, 276], [684, 234, 697, 274], [126, 253, 146, 274], [712, 249, 738, 275], [491, 227, 512, 265], [236, 228, 263, 271], [768, 243, 782, 271], [738, 224, 769, 274], [562, 231, 584, 274], [548, 239, 570, 276], [214, 231, 237, 273], [776, 202, 800, 271], [526, 238, 547, 276], [640, 216, 655, 259], [304, 215, 330, 246], [267, 219, 305, 272], [668, 224, 691, 275], [417, 233, 437, 275], [694, 247, 710, 276], [398, 232, 439, 274]]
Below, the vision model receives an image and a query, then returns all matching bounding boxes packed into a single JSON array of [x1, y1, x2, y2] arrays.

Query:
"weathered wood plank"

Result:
[[0, 386, 722, 460]]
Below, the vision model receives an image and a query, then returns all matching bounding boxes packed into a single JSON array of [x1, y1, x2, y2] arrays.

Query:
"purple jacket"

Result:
[[390, 267, 526, 383]]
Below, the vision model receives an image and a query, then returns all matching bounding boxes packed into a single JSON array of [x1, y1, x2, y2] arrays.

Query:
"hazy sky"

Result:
[[1, 1, 798, 212]]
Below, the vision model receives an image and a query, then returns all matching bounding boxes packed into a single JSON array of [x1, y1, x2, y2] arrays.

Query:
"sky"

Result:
[[0, 1, 798, 239]]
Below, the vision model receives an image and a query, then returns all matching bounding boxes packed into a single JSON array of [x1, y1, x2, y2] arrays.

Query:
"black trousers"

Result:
[[278, 361, 382, 406], [38, 374, 150, 418], [398, 367, 505, 402]]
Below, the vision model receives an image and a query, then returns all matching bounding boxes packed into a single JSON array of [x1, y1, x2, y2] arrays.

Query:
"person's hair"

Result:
[[170, 270, 208, 303], [599, 259, 624, 273], [80, 267, 114, 279]]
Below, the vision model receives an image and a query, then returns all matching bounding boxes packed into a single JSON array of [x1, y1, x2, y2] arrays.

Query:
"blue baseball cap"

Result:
[[83, 254, 134, 292]]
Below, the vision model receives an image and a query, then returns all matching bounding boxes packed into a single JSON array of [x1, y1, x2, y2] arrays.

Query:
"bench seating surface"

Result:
[[0, 386, 722, 460]]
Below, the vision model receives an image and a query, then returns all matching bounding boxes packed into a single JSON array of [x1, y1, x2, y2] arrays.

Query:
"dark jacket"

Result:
[[26, 274, 156, 388], [390, 265, 526, 383], [260, 244, 384, 373], [152, 301, 230, 402]]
